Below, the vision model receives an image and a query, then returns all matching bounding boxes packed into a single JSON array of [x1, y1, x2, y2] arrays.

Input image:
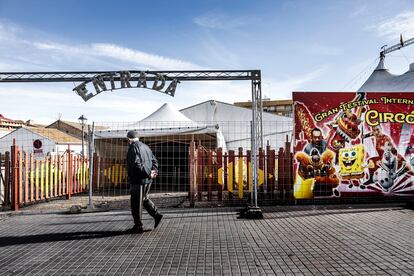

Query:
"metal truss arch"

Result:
[[0, 69, 263, 214]]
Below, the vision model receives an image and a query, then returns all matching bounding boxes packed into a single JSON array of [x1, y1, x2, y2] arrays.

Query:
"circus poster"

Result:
[[293, 92, 414, 199]]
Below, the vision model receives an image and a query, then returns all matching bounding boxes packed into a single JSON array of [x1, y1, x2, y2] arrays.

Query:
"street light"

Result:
[[78, 115, 87, 157], [78, 115, 87, 191]]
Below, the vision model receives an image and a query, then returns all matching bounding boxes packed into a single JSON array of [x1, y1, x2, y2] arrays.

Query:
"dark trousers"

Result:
[[130, 182, 158, 228]]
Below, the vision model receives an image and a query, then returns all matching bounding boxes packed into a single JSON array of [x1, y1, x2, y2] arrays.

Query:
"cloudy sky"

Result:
[[0, 0, 414, 124]]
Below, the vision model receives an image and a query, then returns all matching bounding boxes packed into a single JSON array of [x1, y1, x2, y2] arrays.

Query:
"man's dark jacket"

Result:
[[127, 141, 158, 185]]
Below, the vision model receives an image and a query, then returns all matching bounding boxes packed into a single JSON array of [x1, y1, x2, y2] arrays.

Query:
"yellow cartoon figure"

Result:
[[339, 145, 365, 179]]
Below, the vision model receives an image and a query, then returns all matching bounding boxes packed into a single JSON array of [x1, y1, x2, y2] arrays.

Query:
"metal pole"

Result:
[[239, 78, 262, 218], [88, 123, 95, 209], [80, 120, 84, 177], [251, 81, 258, 208], [250, 120, 254, 206]]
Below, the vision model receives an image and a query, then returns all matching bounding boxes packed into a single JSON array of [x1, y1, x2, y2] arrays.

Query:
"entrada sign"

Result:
[[73, 71, 178, 101]]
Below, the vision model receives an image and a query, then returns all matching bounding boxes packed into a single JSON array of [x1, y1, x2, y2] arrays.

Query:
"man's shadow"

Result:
[[0, 230, 131, 247]]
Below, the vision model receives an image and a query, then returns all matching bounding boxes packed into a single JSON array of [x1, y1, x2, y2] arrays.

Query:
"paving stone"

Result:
[[0, 204, 413, 275]]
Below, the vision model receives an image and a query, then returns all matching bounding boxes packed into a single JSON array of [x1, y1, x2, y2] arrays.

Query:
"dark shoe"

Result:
[[154, 214, 163, 229], [125, 225, 144, 234]]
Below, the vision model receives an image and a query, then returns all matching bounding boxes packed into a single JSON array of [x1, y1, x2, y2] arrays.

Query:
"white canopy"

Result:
[[138, 102, 201, 129], [94, 103, 226, 149], [180, 100, 293, 151]]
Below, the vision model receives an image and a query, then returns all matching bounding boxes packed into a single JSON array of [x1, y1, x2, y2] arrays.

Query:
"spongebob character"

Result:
[[339, 145, 365, 179]]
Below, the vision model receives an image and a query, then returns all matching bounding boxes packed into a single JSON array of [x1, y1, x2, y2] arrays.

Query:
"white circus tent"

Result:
[[358, 59, 414, 92], [93, 103, 226, 158]]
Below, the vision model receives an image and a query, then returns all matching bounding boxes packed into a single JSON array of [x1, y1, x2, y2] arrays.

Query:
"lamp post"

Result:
[[78, 115, 87, 194]]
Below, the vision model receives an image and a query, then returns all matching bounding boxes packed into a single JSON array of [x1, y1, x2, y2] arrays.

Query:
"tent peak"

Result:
[[140, 102, 194, 123], [375, 57, 387, 71]]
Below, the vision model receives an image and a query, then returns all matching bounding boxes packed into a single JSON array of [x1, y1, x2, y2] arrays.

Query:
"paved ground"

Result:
[[0, 203, 413, 275], [0, 193, 189, 212]]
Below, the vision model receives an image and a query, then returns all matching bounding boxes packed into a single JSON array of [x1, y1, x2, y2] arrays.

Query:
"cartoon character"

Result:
[[325, 92, 366, 161], [339, 145, 365, 179], [296, 148, 332, 178], [294, 148, 339, 198], [364, 126, 411, 185], [326, 108, 365, 160], [372, 142, 409, 192]]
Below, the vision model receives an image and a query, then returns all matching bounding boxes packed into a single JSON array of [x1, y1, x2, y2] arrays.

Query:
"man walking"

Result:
[[126, 130, 163, 234]]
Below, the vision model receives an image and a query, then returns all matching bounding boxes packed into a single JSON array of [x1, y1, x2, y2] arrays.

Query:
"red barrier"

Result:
[[66, 146, 72, 199], [207, 150, 213, 201], [197, 144, 203, 201], [4, 152, 10, 205], [217, 147, 222, 201], [24, 152, 29, 203], [228, 150, 235, 200], [189, 140, 196, 207], [18, 150, 22, 204], [247, 150, 251, 193], [223, 152, 228, 192], [11, 142, 19, 211], [92, 153, 99, 190], [259, 147, 264, 200], [267, 148, 276, 198]]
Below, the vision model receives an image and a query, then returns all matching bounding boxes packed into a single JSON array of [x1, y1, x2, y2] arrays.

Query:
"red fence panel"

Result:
[[217, 147, 223, 201]]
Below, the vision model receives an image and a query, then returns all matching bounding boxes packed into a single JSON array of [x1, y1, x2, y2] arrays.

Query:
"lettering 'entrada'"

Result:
[[73, 71, 178, 101]]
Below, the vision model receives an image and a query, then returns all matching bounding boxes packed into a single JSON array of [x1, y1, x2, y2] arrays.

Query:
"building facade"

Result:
[[233, 99, 293, 117]]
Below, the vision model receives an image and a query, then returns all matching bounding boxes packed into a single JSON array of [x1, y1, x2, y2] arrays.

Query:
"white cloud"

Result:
[[366, 11, 414, 39], [30, 41, 202, 70], [0, 21, 201, 71], [193, 13, 246, 30], [0, 21, 20, 40], [33, 41, 79, 52], [197, 33, 241, 68], [91, 44, 202, 70], [0, 20, 322, 124], [350, 5, 367, 18]]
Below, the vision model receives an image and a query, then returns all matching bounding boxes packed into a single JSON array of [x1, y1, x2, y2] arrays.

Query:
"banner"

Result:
[[293, 92, 414, 199]]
